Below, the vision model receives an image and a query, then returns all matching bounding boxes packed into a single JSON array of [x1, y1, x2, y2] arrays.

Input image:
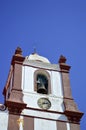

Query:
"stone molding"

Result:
[[6, 100, 26, 114]]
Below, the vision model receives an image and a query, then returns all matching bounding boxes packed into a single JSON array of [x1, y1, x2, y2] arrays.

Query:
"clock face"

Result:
[[37, 98, 51, 110]]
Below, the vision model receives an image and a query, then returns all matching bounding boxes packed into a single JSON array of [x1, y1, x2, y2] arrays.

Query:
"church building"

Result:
[[0, 47, 83, 130]]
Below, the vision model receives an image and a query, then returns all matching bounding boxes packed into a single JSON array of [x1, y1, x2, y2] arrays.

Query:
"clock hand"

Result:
[[42, 102, 48, 104]]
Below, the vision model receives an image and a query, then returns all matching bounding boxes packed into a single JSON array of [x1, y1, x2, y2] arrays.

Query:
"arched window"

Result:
[[34, 69, 51, 94], [36, 74, 48, 94]]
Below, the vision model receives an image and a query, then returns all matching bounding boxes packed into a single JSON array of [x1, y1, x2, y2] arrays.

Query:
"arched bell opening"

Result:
[[36, 74, 48, 94]]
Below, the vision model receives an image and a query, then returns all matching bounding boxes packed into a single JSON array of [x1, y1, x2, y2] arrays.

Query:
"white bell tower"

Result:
[[21, 52, 65, 130], [1, 47, 83, 130]]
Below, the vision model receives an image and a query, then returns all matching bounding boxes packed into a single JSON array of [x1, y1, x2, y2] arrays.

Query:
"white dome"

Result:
[[26, 53, 50, 63]]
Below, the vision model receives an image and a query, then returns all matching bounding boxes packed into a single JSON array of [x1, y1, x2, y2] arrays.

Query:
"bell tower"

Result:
[[1, 47, 83, 130]]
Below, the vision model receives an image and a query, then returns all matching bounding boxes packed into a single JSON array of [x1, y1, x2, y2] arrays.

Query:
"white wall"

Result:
[[51, 71, 63, 97], [0, 110, 8, 130], [22, 65, 63, 97], [22, 65, 64, 112], [67, 123, 70, 130], [34, 118, 57, 130], [22, 108, 67, 121], [22, 66, 36, 92], [23, 92, 64, 112]]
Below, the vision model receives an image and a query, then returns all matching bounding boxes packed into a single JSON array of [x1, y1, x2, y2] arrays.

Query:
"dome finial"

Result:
[[32, 46, 37, 54], [34, 47, 36, 53]]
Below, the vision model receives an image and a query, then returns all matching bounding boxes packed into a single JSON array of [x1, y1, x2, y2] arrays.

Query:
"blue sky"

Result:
[[0, 0, 86, 129]]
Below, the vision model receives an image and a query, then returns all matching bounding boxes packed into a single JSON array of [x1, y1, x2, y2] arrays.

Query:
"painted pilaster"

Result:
[[58, 55, 83, 124], [4, 47, 27, 130], [23, 116, 34, 130], [70, 123, 80, 130], [9, 47, 25, 102], [57, 121, 67, 130], [8, 114, 19, 130]]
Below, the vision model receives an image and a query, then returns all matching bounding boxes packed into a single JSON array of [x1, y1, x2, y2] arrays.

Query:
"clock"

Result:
[[37, 98, 51, 110]]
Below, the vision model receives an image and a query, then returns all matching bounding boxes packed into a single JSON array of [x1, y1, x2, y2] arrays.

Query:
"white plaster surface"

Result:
[[0, 110, 8, 130], [22, 109, 67, 121], [22, 66, 36, 92], [27, 53, 50, 63], [22, 64, 63, 97], [51, 71, 63, 97], [22, 66, 52, 93], [21, 62, 65, 127], [22, 65, 65, 113], [34, 118, 57, 130], [23, 92, 64, 112], [23, 60, 60, 71], [67, 123, 70, 130]]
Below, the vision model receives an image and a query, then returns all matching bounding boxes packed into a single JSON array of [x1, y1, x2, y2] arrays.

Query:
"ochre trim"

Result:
[[64, 109, 84, 124], [58, 55, 71, 72], [57, 121, 67, 130], [24, 116, 34, 130], [3, 47, 25, 105], [6, 100, 26, 114], [11, 55, 25, 65], [3, 65, 13, 97], [6, 63, 24, 104], [70, 123, 80, 130], [6, 88, 26, 107], [61, 72, 73, 99], [8, 114, 19, 130], [59, 56, 84, 124], [12, 63, 22, 90]]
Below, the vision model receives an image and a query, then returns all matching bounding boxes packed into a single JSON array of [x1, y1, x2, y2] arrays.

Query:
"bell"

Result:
[[37, 81, 47, 94]]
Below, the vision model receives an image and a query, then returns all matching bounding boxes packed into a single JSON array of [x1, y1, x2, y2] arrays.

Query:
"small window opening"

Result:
[[36, 74, 48, 94]]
